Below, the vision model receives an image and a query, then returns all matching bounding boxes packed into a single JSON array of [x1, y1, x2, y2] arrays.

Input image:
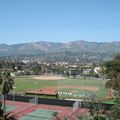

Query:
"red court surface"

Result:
[[5, 100, 87, 120]]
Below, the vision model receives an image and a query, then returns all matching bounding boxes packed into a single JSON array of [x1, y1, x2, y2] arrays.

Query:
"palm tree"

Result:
[[52, 112, 61, 120], [2, 72, 14, 114], [1, 112, 17, 120], [0, 71, 17, 120]]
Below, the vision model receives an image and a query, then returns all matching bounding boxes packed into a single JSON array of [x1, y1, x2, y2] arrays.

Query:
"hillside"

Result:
[[0, 40, 120, 62]]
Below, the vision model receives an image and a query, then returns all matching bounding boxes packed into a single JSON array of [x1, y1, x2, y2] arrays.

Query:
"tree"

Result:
[[104, 54, 120, 120], [104, 54, 120, 90], [52, 111, 61, 120], [0, 111, 17, 120], [32, 65, 42, 75], [2, 72, 14, 113], [104, 54, 120, 88], [0, 71, 17, 120]]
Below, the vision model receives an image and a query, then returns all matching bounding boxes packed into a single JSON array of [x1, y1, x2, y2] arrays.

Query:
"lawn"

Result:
[[12, 76, 107, 99]]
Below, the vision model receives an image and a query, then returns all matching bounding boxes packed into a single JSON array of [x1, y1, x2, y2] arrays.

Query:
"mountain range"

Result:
[[0, 40, 120, 62]]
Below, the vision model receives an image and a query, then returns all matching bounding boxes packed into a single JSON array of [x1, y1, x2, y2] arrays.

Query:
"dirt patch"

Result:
[[26, 86, 99, 95], [32, 75, 65, 80], [50, 86, 99, 92]]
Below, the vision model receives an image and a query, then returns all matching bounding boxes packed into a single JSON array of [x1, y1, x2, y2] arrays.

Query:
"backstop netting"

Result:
[[29, 97, 38, 104], [73, 101, 79, 112]]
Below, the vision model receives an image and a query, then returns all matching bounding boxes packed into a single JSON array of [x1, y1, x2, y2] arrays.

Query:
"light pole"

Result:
[[34, 82, 37, 104], [13, 86, 16, 106], [11, 73, 16, 106]]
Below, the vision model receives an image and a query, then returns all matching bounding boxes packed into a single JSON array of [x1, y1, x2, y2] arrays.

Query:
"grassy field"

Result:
[[12, 76, 107, 99]]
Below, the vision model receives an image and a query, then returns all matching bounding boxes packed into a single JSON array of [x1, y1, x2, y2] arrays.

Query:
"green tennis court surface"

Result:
[[20, 109, 59, 120], [2, 105, 17, 112]]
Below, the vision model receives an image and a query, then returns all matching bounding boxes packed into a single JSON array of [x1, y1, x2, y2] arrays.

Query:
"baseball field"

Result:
[[13, 75, 108, 100]]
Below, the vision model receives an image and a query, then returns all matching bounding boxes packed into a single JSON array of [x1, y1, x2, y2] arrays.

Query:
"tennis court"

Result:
[[20, 109, 59, 120], [4, 100, 86, 120], [2, 105, 17, 112]]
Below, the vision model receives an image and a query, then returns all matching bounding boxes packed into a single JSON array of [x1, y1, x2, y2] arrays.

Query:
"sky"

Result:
[[0, 0, 120, 44]]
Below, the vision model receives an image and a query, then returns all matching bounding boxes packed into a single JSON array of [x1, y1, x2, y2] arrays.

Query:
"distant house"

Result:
[[82, 69, 91, 74], [69, 69, 82, 77], [21, 60, 30, 64]]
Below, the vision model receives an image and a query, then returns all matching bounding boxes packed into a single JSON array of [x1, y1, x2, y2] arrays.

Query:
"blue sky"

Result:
[[0, 0, 120, 44]]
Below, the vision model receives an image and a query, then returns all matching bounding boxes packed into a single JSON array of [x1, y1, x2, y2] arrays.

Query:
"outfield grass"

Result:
[[12, 76, 107, 99]]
